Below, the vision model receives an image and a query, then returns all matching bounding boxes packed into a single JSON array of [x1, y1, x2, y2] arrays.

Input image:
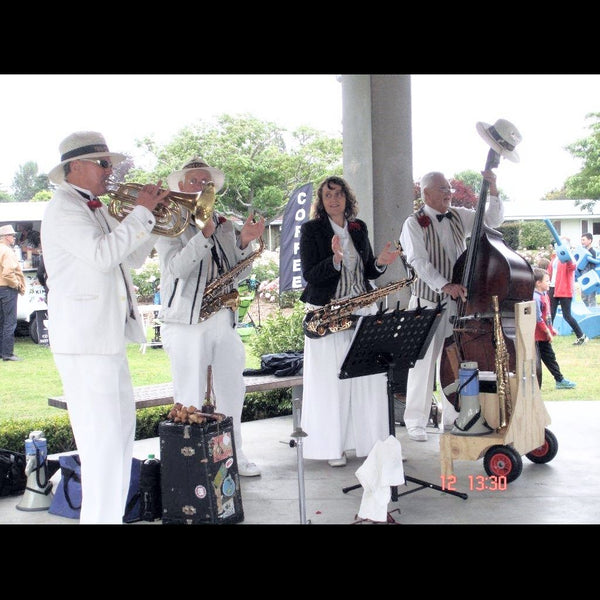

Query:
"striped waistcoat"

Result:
[[411, 207, 466, 303]]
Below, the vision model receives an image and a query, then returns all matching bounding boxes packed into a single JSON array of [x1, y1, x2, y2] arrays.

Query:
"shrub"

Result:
[[250, 302, 305, 357], [132, 257, 161, 304]]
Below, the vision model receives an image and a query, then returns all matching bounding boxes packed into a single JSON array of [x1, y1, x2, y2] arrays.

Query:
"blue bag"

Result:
[[48, 454, 142, 522]]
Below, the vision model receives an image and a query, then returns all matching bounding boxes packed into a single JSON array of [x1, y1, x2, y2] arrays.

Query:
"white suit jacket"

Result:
[[41, 182, 157, 354]]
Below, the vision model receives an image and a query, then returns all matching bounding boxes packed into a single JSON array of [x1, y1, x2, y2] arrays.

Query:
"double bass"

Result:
[[439, 146, 534, 410]]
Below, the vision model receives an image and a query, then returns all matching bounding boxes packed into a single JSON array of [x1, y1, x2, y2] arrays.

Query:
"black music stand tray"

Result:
[[339, 304, 468, 503]]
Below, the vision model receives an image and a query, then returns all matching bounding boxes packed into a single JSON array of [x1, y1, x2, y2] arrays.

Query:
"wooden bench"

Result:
[[48, 373, 304, 411]]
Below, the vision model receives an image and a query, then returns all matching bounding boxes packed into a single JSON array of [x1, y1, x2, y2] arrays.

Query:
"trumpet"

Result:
[[107, 181, 216, 237]]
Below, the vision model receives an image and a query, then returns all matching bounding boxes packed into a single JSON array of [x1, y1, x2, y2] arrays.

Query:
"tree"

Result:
[[31, 190, 52, 202], [128, 113, 343, 221], [12, 162, 50, 202], [563, 112, 600, 210], [0, 188, 14, 202]]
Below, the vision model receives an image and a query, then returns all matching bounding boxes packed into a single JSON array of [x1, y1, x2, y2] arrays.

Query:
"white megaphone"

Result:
[[16, 431, 54, 511], [451, 363, 493, 436]]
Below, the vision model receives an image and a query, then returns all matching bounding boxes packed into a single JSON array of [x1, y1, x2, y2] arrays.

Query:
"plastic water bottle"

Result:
[[140, 454, 162, 521]]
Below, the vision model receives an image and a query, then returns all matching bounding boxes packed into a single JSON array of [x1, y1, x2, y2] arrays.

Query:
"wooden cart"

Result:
[[439, 301, 558, 483]]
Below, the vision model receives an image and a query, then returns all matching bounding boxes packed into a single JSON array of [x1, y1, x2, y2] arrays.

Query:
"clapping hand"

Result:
[[376, 241, 401, 267], [240, 214, 265, 249]]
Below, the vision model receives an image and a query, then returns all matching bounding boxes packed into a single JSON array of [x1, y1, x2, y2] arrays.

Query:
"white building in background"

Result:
[[503, 198, 600, 247]]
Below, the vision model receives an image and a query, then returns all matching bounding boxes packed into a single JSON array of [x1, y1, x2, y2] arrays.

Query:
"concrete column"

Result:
[[341, 74, 413, 306]]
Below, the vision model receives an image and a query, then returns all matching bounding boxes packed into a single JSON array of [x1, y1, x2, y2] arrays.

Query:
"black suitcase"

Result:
[[159, 417, 244, 525]]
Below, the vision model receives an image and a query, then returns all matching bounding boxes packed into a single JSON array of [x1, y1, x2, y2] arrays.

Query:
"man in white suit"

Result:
[[42, 131, 169, 524]]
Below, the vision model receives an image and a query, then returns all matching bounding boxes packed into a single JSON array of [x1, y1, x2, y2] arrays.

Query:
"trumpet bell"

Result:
[[107, 181, 216, 237]]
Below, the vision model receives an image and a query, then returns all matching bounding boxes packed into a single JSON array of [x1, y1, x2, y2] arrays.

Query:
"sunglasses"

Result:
[[81, 158, 113, 169]]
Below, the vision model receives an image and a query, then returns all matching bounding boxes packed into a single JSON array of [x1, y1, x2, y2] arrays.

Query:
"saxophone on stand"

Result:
[[492, 295, 513, 429]]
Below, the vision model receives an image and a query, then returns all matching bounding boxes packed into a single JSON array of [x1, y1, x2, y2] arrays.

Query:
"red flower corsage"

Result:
[[348, 221, 361, 232], [87, 199, 103, 211], [416, 212, 431, 228], [218, 216, 227, 224]]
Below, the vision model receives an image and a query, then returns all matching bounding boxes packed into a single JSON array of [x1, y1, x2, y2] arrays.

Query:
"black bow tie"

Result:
[[75, 189, 92, 201], [436, 212, 453, 222]]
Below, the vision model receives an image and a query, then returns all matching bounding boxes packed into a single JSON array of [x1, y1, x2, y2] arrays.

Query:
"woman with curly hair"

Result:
[[299, 176, 400, 467]]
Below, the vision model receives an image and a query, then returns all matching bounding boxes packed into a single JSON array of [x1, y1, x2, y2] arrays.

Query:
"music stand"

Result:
[[339, 304, 468, 503]]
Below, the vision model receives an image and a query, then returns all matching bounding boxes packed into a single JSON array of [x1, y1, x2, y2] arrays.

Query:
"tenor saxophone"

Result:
[[198, 237, 265, 322], [302, 273, 415, 338]]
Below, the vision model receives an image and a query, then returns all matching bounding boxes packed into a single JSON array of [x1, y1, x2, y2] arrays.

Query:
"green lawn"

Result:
[[1, 331, 260, 422], [1, 328, 597, 424]]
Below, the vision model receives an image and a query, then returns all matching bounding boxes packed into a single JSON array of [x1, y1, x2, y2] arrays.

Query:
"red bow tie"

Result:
[[87, 199, 103, 211]]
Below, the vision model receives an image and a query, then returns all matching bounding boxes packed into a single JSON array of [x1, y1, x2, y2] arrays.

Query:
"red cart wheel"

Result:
[[526, 428, 558, 464], [483, 445, 523, 483]]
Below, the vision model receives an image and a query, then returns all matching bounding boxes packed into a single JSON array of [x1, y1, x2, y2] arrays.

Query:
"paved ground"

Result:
[[1, 400, 599, 527]]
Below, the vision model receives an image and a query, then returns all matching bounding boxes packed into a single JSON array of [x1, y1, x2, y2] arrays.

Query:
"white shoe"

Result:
[[408, 427, 428, 442], [328, 453, 347, 467], [237, 451, 261, 477]]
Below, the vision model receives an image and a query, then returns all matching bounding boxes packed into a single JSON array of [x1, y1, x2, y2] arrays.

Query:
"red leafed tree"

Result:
[[412, 178, 477, 210], [449, 178, 477, 209]]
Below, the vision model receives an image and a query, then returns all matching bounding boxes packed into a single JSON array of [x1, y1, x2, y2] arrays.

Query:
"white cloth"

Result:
[[355, 435, 405, 522], [53, 352, 136, 524], [301, 303, 389, 460]]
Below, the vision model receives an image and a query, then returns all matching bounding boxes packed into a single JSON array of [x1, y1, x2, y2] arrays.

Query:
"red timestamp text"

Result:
[[440, 474, 508, 491]]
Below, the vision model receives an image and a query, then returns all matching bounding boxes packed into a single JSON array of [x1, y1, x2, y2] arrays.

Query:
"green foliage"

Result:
[[563, 112, 600, 205], [250, 302, 305, 356], [243, 389, 292, 421], [0, 189, 14, 202], [12, 161, 49, 202], [136, 406, 172, 439], [518, 219, 554, 250], [495, 222, 520, 250], [31, 190, 52, 202], [252, 250, 279, 283], [131, 257, 161, 303], [0, 413, 75, 455], [129, 114, 342, 221]]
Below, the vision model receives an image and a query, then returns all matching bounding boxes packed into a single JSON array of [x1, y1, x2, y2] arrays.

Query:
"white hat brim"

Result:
[[49, 151, 127, 185], [476, 121, 520, 163], [167, 166, 225, 193]]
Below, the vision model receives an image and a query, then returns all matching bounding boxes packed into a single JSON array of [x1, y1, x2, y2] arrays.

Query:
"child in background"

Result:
[[533, 267, 576, 390]]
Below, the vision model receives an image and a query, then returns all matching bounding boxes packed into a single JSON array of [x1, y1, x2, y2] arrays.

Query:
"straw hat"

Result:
[[476, 119, 522, 163], [48, 131, 126, 184], [167, 157, 225, 192], [0, 224, 17, 237]]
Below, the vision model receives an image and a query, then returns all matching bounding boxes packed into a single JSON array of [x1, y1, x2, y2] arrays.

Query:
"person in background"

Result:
[[533, 267, 576, 390], [156, 157, 265, 477], [0, 224, 26, 361], [399, 168, 502, 441], [547, 239, 589, 346], [299, 175, 400, 466], [579, 233, 597, 307], [41, 131, 169, 524], [36, 252, 49, 297]]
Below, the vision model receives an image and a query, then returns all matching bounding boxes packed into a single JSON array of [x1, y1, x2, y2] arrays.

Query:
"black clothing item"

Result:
[[299, 218, 381, 306], [550, 295, 584, 339], [536, 340, 563, 387]]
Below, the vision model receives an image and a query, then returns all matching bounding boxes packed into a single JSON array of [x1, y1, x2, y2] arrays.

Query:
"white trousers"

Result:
[[301, 322, 389, 461], [53, 352, 135, 525], [403, 296, 459, 429], [160, 309, 247, 456]]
